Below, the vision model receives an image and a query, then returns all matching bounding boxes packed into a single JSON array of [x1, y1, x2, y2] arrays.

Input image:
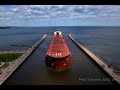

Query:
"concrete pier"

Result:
[[69, 34, 120, 84], [0, 34, 47, 85]]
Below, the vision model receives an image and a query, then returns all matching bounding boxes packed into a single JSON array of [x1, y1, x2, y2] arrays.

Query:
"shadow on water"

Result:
[[46, 67, 71, 85]]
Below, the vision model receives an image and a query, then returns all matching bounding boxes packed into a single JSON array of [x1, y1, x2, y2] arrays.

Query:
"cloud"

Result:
[[4, 5, 120, 19], [0, 5, 120, 26], [0, 7, 4, 11]]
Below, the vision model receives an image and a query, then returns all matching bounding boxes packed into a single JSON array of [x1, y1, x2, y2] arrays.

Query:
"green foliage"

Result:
[[0, 53, 22, 62]]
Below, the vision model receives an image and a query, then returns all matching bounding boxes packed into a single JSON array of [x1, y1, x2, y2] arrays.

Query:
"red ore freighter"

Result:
[[46, 30, 71, 71]]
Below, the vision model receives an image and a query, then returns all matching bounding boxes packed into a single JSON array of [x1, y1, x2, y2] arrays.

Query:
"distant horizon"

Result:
[[1, 25, 120, 27]]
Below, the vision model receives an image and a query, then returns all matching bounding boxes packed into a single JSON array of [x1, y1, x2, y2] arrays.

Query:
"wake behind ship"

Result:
[[46, 30, 71, 71]]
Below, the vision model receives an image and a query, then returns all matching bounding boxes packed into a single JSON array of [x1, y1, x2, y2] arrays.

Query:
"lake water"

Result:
[[0, 26, 120, 85]]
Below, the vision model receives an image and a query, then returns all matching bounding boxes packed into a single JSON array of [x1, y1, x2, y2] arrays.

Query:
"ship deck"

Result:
[[46, 35, 71, 58]]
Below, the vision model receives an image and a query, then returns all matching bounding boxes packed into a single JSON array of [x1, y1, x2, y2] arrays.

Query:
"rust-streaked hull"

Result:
[[46, 31, 71, 70]]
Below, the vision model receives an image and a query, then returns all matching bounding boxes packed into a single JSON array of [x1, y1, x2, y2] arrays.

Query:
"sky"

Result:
[[0, 5, 120, 26]]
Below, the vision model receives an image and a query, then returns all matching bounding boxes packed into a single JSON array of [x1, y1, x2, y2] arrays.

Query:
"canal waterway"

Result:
[[0, 26, 120, 85]]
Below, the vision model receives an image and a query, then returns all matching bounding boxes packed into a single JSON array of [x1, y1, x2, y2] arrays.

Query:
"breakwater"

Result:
[[69, 34, 120, 84], [0, 34, 47, 85]]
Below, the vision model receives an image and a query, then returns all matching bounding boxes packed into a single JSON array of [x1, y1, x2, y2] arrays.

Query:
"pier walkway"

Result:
[[69, 34, 120, 84], [0, 34, 47, 85]]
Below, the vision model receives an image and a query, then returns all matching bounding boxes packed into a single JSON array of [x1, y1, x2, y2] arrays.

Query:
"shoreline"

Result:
[[0, 34, 47, 85]]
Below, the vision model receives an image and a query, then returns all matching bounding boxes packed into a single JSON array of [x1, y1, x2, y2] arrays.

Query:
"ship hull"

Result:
[[46, 55, 71, 70], [46, 30, 71, 71]]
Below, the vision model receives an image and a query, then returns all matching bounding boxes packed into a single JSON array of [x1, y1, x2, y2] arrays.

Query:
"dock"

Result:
[[68, 34, 120, 84], [0, 34, 47, 85]]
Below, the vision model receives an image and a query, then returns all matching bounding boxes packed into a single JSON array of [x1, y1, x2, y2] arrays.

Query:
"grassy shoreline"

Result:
[[0, 53, 22, 62]]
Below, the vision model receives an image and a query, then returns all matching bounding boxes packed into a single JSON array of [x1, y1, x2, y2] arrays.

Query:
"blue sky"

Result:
[[0, 5, 120, 26]]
